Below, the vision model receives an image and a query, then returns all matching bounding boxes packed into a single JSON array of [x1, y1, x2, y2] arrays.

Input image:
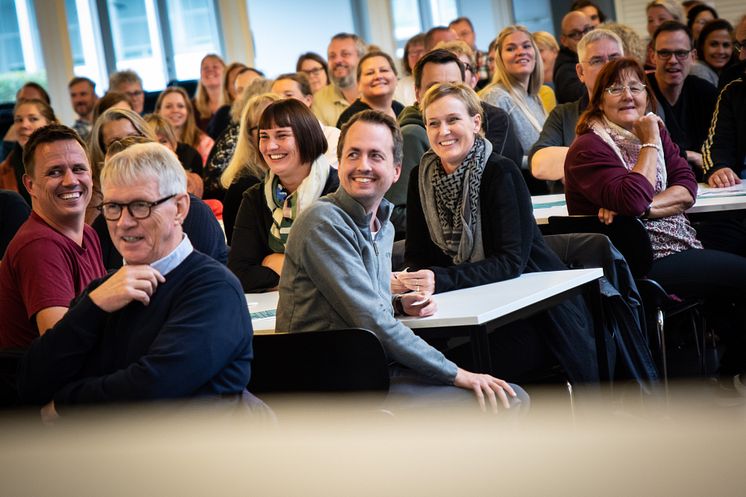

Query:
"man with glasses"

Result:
[[649, 21, 717, 176], [448, 16, 490, 88], [109, 70, 146, 114], [530, 29, 624, 182], [0, 125, 105, 350], [18, 142, 253, 419], [555, 10, 594, 104]]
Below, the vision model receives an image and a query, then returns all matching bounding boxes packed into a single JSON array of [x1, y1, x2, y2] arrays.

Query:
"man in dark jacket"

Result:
[[395, 49, 522, 238], [554, 11, 593, 104]]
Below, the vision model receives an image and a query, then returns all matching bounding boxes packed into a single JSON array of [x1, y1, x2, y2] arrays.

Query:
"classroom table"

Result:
[[532, 183, 746, 225], [246, 268, 604, 373]]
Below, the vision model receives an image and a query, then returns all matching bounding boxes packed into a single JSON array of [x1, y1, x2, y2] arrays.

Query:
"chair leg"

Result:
[[656, 309, 669, 400]]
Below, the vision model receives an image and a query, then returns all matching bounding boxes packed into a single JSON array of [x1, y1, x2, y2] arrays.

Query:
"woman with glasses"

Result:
[[690, 19, 736, 87], [403, 82, 599, 384], [296, 52, 330, 95], [335, 51, 403, 129], [564, 57, 746, 379], [228, 99, 338, 292], [479, 25, 548, 193]]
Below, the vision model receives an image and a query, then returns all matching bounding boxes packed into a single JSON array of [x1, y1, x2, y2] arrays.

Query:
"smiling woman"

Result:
[[0, 99, 58, 206], [155, 87, 214, 167], [404, 82, 599, 384], [335, 51, 404, 129], [228, 99, 338, 292], [479, 25, 548, 193]]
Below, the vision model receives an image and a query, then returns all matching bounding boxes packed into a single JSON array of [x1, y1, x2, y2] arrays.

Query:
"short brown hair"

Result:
[[257, 98, 327, 165], [338, 110, 402, 165], [23, 124, 89, 177]]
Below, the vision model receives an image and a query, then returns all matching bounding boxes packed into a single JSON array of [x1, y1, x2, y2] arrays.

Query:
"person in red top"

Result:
[[0, 124, 105, 349]]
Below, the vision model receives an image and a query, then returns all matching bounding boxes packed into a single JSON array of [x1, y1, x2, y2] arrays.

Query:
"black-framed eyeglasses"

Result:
[[97, 195, 176, 221], [564, 25, 593, 41], [735, 40, 746, 54], [605, 83, 646, 97], [655, 49, 691, 60], [301, 67, 325, 76], [124, 90, 144, 98]]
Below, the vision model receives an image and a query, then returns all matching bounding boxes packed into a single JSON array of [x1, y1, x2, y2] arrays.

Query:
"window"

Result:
[[0, 0, 44, 102], [247, 0, 355, 78], [65, 0, 107, 93], [390, 0, 457, 58], [166, 0, 223, 81], [512, 0, 553, 33]]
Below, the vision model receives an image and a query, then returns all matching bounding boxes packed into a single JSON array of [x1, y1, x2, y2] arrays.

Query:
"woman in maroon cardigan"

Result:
[[564, 57, 746, 377]]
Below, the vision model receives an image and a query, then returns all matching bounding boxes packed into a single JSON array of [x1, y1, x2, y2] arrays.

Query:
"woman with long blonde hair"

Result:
[[479, 25, 547, 192], [155, 86, 214, 166], [220, 92, 281, 244], [193, 53, 226, 130]]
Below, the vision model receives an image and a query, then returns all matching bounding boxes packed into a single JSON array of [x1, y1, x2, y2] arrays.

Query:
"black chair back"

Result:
[[548, 215, 653, 278], [248, 329, 389, 395]]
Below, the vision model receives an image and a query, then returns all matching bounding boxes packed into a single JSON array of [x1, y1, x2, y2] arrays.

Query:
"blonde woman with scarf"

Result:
[[565, 57, 746, 379], [402, 82, 599, 385], [228, 99, 338, 292]]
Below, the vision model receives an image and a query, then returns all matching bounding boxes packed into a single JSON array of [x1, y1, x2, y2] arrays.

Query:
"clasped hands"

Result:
[[391, 268, 436, 317]]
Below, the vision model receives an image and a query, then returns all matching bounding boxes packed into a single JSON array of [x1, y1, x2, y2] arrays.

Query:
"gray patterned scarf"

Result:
[[419, 136, 491, 264]]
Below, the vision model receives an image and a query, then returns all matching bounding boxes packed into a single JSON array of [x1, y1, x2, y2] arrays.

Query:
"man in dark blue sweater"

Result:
[[18, 143, 253, 420]]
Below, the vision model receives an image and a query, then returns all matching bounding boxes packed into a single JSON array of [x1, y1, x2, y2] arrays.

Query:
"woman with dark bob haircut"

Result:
[[564, 57, 746, 379], [228, 98, 338, 292]]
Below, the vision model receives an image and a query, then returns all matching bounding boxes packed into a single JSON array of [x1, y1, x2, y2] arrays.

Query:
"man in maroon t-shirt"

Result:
[[0, 124, 105, 349]]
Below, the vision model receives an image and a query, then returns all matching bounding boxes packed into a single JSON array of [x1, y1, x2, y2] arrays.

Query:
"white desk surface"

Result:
[[398, 268, 602, 328], [532, 183, 746, 225], [247, 268, 602, 334]]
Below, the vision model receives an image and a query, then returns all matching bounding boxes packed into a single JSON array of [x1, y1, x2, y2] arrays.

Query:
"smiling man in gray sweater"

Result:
[[276, 110, 526, 412]]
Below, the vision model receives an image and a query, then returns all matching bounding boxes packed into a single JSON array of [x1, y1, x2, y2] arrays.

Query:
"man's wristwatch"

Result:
[[393, 294, 405, 315]]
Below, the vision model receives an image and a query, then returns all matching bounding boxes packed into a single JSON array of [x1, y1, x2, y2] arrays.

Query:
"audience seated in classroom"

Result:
[[17, 142, 253, 421]]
